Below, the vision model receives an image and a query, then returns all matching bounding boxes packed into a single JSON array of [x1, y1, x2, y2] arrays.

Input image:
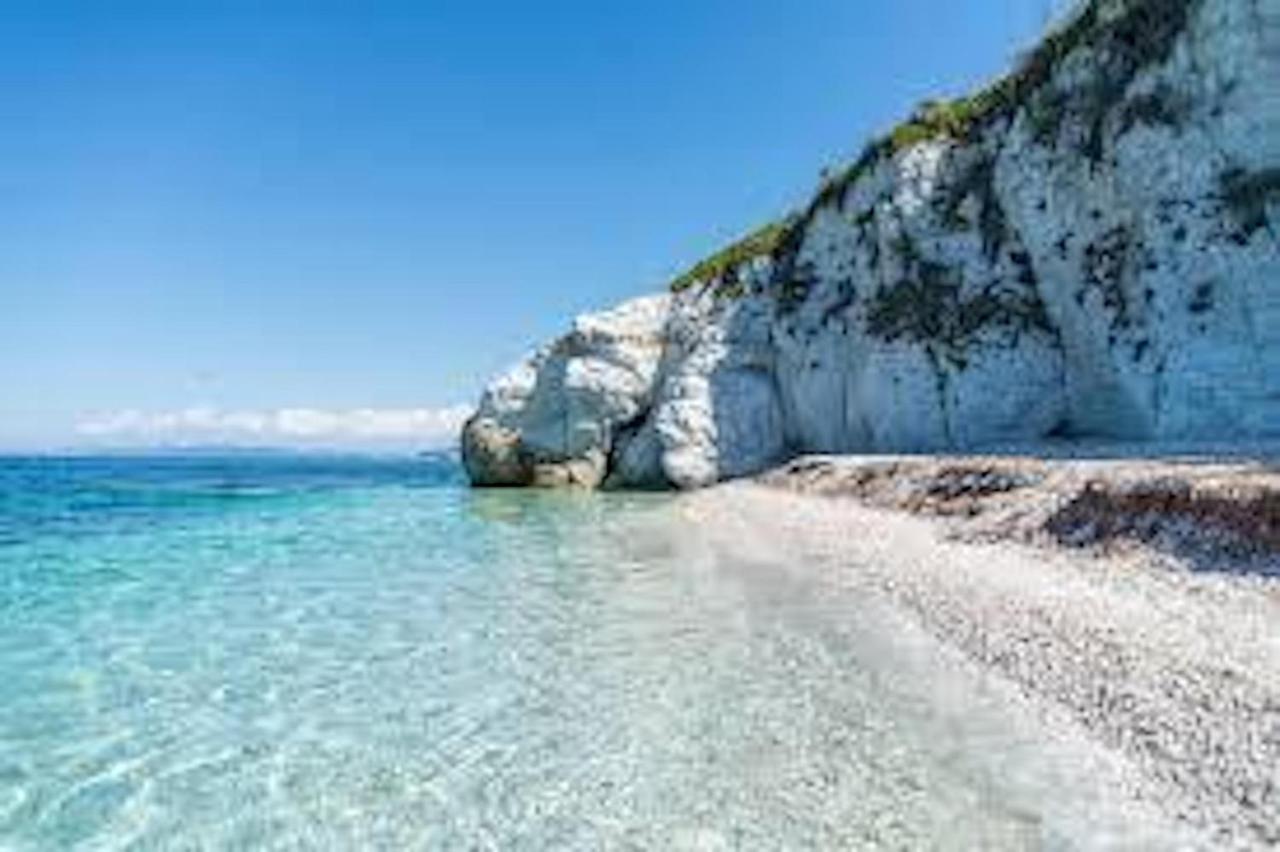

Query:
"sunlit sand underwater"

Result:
[[0, 455, 1191, 849]]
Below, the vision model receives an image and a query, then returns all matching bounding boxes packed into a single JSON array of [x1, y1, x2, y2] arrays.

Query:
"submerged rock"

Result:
[[465, 0, 1280, 490]]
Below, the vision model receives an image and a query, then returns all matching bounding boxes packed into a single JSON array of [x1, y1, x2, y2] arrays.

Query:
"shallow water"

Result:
[[0, 455, 1186, 849]]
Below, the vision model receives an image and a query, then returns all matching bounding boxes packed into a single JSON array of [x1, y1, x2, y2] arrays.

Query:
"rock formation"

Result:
[[464, 0, 1280, 489]]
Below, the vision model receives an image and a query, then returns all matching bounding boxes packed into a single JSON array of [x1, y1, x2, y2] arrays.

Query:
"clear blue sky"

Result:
[[2, 0, 1063, 450]]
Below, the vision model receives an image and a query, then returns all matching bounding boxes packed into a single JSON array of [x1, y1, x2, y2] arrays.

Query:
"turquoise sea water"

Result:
[[0, 455, 1186, 850]]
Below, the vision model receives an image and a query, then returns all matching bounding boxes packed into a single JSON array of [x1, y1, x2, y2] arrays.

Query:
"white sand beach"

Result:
[[680, 459, 1280, 849]]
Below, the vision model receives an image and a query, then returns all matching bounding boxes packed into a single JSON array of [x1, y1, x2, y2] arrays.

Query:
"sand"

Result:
[[683, 457, 1280, 849]]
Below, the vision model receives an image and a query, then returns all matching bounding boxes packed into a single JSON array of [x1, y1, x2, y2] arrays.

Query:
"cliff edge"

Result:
[[464, 0, 1279, 490]]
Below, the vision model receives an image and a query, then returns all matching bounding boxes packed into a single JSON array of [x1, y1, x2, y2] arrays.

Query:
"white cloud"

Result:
[[75, 405, 472, 449]]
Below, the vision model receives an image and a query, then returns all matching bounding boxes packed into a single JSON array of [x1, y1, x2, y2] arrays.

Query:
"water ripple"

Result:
[[0, 457, 1197, 849]]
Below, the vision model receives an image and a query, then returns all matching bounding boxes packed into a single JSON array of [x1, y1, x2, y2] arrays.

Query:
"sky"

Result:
[[1, 0, 1070, 451]]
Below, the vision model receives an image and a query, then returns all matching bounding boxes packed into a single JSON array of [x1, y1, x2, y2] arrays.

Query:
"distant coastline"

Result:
[[0, 444, 462, 460]]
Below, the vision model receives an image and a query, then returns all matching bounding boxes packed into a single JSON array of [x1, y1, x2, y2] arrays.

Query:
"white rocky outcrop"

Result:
[[464, 0, 1280, 490], [462, 295, 671, 488]]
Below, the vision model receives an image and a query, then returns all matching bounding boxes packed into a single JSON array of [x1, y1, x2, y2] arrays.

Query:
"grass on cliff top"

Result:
[[668, 0, 1200, 296], [813, 0, 1198, 208], [669, 218, 794, 294]]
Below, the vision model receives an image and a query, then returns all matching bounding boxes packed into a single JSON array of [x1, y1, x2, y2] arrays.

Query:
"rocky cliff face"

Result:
[[463, 0, 1280, 490]]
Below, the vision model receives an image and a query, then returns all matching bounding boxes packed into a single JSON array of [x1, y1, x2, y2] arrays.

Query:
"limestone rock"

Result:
[[465, 0, 1280, 490], [460, 417, 530, 487], [461, 295, 671, 488]]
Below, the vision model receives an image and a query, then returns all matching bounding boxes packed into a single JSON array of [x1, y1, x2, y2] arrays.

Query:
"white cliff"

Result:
[[463, 295, 671, 488], [464, 0, 1280, 490]]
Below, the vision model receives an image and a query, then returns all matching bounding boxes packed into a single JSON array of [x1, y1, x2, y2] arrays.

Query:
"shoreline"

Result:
[[760, 453, 1280, 577], [685, 456, 1280, 848]]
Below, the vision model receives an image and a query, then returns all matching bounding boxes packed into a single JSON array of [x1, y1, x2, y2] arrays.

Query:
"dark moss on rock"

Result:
[[777, 260, 819, 315], [1188, 281, 1216, 314], [1219, 166, 1280, 239], [866, 236, 1052, 369], [1117, 84, 1192, 135], [1041, 0, 1201, 162], [1081, 226, 1138, 330], [936, 154, 1009, 261]]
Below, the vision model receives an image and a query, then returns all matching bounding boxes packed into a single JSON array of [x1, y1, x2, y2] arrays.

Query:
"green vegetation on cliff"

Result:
[[668, 0, 1202, 297], [669, 218, 793, 296]]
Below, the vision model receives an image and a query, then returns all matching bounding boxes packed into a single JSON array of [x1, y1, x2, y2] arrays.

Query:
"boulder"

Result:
[[461, 295, 671, 488]]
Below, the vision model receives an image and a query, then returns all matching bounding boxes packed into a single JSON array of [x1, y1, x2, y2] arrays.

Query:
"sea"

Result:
[[0, 453, 1189, 850]]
